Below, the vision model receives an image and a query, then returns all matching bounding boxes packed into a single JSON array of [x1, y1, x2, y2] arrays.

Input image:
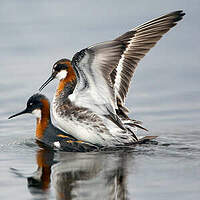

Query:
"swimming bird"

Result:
[[39, 11, 185, 147], [8, 93, 98, 151]]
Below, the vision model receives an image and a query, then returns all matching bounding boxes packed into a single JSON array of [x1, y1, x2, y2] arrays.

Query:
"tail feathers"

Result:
[[116, 102, 148, 132], [126, 127, 138, 141], [122, 118, 148, 132], [125, 122, 148, 132]]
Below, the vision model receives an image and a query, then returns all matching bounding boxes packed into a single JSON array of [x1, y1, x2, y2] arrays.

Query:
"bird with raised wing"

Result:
[[39, 11, 185, 147]]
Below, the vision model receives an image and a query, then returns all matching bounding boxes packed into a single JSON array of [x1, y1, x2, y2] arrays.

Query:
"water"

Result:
[[0, 1, 200, 199]]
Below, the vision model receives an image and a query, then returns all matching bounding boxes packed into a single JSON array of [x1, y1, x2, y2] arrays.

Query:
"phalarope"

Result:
[[8, 93, 98, 151], [39, 11, 185, 147]]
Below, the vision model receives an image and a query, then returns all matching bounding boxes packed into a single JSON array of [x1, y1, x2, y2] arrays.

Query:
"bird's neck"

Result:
[[56, 64, 76, 97], [36, 100, 50, 140]]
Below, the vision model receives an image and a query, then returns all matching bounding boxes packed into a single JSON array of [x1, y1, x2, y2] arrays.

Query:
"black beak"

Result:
[[39, 72, 56, 92], [8, 108, 29, 119]]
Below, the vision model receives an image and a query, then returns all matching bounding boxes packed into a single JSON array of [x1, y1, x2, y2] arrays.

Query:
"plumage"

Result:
[[112, 10, 185, 111], [9, 93, 99, 151], [39, 11, 185, 147]]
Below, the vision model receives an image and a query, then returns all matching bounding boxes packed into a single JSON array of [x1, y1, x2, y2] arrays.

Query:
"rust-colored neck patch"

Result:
[[56, 61, 76, 96], [36, 99, 50, 139]]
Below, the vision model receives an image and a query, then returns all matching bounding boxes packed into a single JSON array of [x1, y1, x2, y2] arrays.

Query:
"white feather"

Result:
[[32, 109, 41, 119], [56, 70, 67, 80], [69, 50, 116, 116], [114, 38, 134, 100], [54, 141, 61, 148]]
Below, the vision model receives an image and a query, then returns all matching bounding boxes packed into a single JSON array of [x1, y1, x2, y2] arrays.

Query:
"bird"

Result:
[[39, 10, 185, 147], [8, 93, 98, 151]]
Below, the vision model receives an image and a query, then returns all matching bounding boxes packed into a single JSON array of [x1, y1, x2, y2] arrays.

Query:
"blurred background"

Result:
[[1, 0, 199, 132], [0, 1, 199, 200]]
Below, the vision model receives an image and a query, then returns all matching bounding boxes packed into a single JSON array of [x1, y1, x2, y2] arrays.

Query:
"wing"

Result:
[[70, 10, 184, 120], [112, 10, 185, 108], [70, 41, 126, 117]]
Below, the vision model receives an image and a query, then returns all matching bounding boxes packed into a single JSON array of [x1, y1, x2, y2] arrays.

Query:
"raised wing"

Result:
[[70, 10, 184, 119], [112, 10, 185, 108], [70, 41, 126, 117]]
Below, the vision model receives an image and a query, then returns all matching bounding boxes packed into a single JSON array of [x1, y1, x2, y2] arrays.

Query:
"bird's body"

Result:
[[51, 60, 141, 146], [53, 97, 136, 146], [39, 11, 185, 147], [9, 94, 98, 151]]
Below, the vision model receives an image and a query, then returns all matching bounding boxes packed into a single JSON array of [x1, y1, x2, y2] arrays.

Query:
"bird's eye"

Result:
[[29, 102, 33, 106], [53, 65, 58, 72]]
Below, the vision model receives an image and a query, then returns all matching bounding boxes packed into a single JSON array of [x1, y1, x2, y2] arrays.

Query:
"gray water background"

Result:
[[0, 0, 200, 199]]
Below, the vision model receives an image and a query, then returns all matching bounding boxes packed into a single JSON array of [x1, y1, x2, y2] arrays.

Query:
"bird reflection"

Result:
[[27, 143, 131, 200], [27, 144, 54, 195]]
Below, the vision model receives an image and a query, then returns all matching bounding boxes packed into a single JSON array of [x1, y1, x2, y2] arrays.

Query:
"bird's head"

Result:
[[9, 93, 50, 120], [39, 59, 73, 91]]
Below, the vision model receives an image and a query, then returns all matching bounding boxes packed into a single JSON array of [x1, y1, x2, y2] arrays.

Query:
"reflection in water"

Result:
[[27, 144, 132, 200], [52, 152, 129, 200], [27, 147, 54, 196]]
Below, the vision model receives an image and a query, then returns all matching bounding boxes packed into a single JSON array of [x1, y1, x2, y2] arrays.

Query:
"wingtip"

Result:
[[172, 10, 185, 22]]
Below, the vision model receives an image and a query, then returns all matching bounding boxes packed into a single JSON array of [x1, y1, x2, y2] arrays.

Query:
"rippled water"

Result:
[[1, 1, 200, 200]]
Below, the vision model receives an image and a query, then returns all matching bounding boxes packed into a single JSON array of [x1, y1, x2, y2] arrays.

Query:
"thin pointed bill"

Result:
[[39, 73, 56, 92], [8, 108, 29, 119]]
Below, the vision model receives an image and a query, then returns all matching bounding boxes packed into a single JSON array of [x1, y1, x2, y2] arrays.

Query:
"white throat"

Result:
[[56, 70, 67, 80], [32, 109, 42, 119]]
